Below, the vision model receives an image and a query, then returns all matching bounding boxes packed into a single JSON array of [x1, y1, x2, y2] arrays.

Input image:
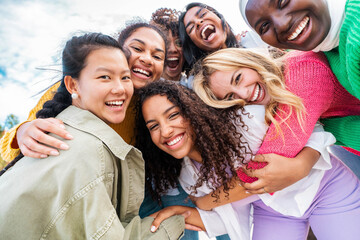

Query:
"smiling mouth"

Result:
[[166, 57, 179, 69], [249, 83, 264, 103], [132, 68, 151, 77], [201, 25, 215, 40], [166, 134, 184, 146], [105, 100, 124, 107], [287, 16, 309, 41]]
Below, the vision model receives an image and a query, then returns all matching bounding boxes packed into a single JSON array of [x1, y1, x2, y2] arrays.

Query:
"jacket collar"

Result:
[[57, 105, 134, 160]]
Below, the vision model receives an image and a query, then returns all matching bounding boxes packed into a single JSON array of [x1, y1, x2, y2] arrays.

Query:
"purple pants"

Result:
[[252, 155, 360, 240]]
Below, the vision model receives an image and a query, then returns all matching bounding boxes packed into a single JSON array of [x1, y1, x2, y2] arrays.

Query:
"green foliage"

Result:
[[0, 113, 19, 169], [0, 124, 4, 138], [4, 114, 19, 130]]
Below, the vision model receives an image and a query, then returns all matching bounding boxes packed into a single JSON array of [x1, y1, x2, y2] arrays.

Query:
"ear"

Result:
[[64, 76, 78, 96]]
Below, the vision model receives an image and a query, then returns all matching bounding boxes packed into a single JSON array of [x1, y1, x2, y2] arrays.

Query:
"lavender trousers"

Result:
[[252, 155, 360, 240]]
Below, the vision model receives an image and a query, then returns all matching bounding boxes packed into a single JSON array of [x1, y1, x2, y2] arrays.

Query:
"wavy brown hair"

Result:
[[135, 80, 253, 202]]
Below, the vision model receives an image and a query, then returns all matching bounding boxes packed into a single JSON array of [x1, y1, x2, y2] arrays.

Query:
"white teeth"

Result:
[[166, 135, 183, 146], [106, 100, 124, 106], [167, 57, 179, 61], [201, 25, 214, 39], [250, 84, 260, 102], [133, 68, 150, 76], [287, 16, 309, 41]]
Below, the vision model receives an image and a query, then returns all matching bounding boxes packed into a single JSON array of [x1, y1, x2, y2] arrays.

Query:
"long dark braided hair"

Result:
[[0, 33, 122, 176], [135, 80, 253, 202]]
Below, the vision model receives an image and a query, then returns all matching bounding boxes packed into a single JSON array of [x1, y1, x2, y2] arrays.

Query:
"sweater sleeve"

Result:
[[325, 0, 360, 100], [257, 52, 335, 158], [0, 82, 60, 163]]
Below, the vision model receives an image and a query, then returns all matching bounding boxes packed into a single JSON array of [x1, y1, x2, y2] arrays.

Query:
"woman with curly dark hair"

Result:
[[135, 80, 258, 239], [150, 8, 187, 82]]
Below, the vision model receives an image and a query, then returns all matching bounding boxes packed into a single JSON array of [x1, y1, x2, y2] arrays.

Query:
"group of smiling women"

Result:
[[0, 1, 360, 239]]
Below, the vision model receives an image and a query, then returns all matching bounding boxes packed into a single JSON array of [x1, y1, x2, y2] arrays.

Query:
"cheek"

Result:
[[150, 132, 161, 148], [125, 83, 134, 97], [155, 62, 164, 75], [126, 53, 136, 68]]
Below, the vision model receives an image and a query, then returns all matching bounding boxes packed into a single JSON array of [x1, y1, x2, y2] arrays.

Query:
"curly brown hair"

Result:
[[150, 8, 181, 37], [135, 80, 253, 202]]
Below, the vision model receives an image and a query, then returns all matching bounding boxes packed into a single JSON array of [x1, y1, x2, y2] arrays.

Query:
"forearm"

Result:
[[292, 147, 320, 181], [196, 176, 252, 210]]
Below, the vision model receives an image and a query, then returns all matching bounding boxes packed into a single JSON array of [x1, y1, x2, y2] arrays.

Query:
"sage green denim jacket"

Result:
[[0, 106, 184, 239]]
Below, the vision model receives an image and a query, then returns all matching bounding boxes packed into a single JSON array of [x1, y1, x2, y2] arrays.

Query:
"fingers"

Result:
[[181, 210, 191, 219], [31, 118, 73, 142], [17, 119, 73, 158], [240, 167, 257, 178], [244, 187, 270, 195], [150, 209, 176, 233], [241, 179, 264, 191], [19, 139, 51, 159], [185, 224, 202, 231], [253, 154, 269, 162]]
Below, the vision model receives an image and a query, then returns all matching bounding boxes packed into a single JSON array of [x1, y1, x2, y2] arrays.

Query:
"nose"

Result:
[[195, 18, 204, 28], [168, 40, 178, 53], [272, 13, 291, 35], [111, 80, 125, 94], [161, 123, 174, 138], [139, 52, 152, 66], [234, 87, 250, 101]]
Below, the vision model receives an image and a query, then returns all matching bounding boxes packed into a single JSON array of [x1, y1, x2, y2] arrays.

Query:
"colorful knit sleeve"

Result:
[[257, 53, 335, 157], [0, 82, 60, 163], [237, 52, 336, 183], [325, 0, 360, 100], [321, 115, 360, 152]]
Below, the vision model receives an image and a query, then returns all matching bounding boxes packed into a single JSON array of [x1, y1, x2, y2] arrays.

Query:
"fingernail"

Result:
[[245, 191, 250, 194], [40, 154, 48, 158], [60, 144, 69, 150], [150, 225, 156, 232], [65, 134, 73, 139], [50, 150, 59, 156], [59, 124, 66, 129]]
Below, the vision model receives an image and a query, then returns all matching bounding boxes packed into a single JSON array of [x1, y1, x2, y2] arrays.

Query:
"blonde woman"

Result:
[[193, 48, 360, 194]]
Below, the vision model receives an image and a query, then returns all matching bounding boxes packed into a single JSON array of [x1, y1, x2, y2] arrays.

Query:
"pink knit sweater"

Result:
[[238, 51, 360, 183]]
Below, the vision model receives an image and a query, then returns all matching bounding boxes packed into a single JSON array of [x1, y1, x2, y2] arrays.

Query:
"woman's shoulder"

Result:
[[285, 50, 329, 65], [56, 106, 133, 161]]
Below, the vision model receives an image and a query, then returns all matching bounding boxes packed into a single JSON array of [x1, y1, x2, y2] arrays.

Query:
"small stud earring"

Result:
[[71, 93, 78, 99]]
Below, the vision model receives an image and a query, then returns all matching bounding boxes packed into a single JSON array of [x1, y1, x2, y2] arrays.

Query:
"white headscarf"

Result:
[[238, 0, 346, 52]]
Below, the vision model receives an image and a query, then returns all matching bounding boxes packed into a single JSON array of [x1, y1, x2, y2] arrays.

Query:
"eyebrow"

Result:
[[222, 71, 237, 99], [252, 0, 274, 29], [95, 67, 114, 74], [185, 7, 203, 29], [145, 105, 177, 125], [131, 38, 165, 53], [132, 38, 145, 45], [95, 68, 130, 76]]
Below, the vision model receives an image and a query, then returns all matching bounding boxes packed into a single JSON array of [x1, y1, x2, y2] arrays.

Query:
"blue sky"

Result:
[[0, 0, 247, 127]]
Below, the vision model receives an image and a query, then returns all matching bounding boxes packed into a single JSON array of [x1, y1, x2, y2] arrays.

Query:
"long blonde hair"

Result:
[[192, 48, 305, 137]]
